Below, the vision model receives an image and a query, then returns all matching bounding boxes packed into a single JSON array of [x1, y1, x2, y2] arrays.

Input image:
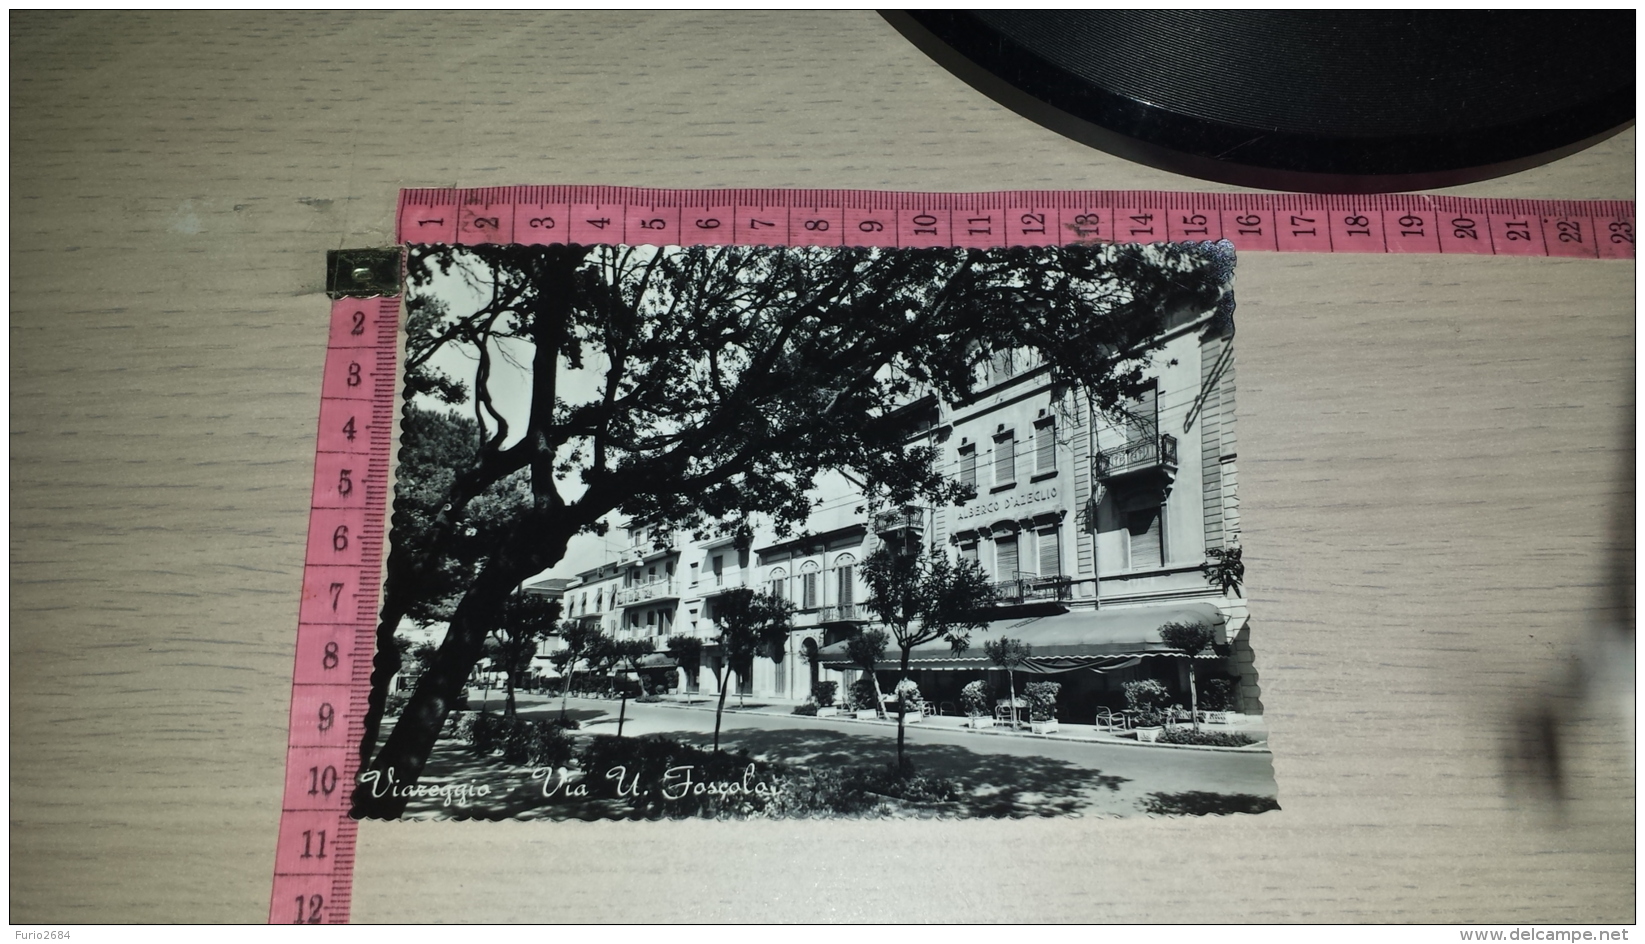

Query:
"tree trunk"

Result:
[[356, 248, 597, 818], [354, 523, 574, 819], [871, 670, 886, 720], [559, 662, 577, 720], [358, 599, 408, 777], [895, 647, 912, 769], [713, 665, 731, 752], [504, 673, 517, 722], [1188, 660, 1200, 733], [1007, 668, 1017, 729], [617, 684, 629, 737]]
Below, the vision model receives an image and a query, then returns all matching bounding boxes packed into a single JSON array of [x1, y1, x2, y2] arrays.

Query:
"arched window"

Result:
[[830, 553, 857, 608], [768, 567, 787, 602]]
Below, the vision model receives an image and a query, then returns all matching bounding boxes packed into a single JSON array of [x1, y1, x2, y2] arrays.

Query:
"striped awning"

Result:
[[815, 602, 1227, 672]]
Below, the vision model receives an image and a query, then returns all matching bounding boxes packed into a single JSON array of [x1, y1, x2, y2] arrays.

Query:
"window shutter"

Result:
[[959, 448, 976, 488], [802, 572, 817, 609], [1127, 508, 1162, 567], [996, 534, 1019, 579], [1038, 526, 1060, 577], [961, 542, 979, 566], [1035, 420, 1055, 474], [837, 565, 854, 606], [994, 433, 1015, 485]]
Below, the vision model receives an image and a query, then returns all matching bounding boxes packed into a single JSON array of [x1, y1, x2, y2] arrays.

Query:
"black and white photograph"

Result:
[[358, 238, 1276, 820]]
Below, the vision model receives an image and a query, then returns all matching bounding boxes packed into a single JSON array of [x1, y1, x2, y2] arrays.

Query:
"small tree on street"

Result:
[[1159, 621, 1218, 732], [665, 635, 704, 701], [845, 627, 890, 717], [612, 637, 654, 736], [550, 618, 604, 721], [984, 637, 1033, 728], [584, 632, 622, 696], [708, 588, 794, 751], [861, 544, 997, 766], [494, 592, 560, 720]]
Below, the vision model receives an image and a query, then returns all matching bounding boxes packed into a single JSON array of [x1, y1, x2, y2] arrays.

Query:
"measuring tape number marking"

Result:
[[269, 296, 398, 924], [398, 187, 1633, 259]]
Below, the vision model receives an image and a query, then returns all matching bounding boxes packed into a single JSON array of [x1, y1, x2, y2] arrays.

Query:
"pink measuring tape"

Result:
[[269, 296, 396, 923], [272, 186, 1633, 923], [397, 187, 1633, 258]]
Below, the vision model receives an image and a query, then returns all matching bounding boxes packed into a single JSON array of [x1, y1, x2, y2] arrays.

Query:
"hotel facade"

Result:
[[536, 303, 1259, 721]]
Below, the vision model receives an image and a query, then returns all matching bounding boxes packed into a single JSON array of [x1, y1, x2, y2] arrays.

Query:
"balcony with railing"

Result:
[[872, 507, 927, 538], [698, 570, 750, 596], [615, 578, 680, 606], [818, 602, 869, 624], [1094, 434, 1177, 482], [991, 573, 1073, 607]]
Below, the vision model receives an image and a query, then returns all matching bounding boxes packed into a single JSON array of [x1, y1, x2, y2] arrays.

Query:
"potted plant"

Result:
[[960, 679, 993, 728], [1124, 679, 1171, 742], [1024, 681, 1061, 734], [1200, 677, 1237, 723], [893, 678, 924, 724], [812, 680, 840, 718], [850, 677, 880, 720]]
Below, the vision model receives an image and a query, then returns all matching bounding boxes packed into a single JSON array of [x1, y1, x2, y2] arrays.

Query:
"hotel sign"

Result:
[[952, 483, 1062, 524]]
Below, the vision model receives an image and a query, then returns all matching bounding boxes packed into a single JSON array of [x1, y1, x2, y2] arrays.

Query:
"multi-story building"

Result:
[[529, 303, 1259, 720]]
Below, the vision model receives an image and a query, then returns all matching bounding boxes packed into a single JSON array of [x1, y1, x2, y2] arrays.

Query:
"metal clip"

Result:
[[326, 249, 402, 299]]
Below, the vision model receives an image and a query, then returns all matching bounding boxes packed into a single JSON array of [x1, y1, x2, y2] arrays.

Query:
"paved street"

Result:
[[441, 692, 1280, 818]]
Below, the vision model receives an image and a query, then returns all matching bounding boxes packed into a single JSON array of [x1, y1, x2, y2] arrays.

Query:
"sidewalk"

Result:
[[635, 693, 1271, 754]]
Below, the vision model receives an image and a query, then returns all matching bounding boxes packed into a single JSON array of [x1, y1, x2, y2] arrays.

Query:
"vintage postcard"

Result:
[[354, 239, 1275, 820]]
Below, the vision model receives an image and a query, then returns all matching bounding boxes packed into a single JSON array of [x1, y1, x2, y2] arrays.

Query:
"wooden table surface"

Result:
[[11, 11, 1635, 924]]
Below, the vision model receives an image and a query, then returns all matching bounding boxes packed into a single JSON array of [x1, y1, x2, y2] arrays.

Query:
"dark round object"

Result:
[[884, 10, 1635, 193]]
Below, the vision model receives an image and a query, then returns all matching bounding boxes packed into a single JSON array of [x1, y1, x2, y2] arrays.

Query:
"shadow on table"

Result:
[[1140, 790, 1281, 816]]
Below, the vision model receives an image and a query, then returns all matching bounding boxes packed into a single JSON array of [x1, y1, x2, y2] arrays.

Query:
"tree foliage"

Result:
[[356, 239, 1234, 817], [1159, 621, 1216, 656], [492, 592, 559, 719], [861, 545, 997, 659], [1202, 545, 1244, 596], [550, 618, 606, 720], [393, 404, 532, 627], [844, 627, 890, 719], [1159, 621, 1218, 731], [665, 634, 704, 686]]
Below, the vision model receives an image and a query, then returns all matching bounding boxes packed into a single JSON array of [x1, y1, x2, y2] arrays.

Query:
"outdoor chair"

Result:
[[995, 698, 1024, 727], [1094, 707, 1127, 731], [938, 701, 957, 717]]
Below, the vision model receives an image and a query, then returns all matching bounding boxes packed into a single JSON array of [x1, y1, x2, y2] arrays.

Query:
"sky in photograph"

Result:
[[411, 257, 628, 580]]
